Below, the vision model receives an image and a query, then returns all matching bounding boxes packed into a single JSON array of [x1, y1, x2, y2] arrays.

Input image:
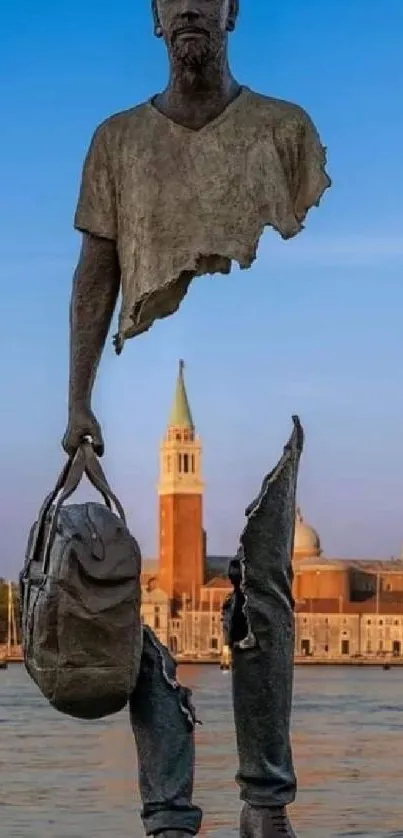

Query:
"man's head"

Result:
[[152, 0, 239, 84]]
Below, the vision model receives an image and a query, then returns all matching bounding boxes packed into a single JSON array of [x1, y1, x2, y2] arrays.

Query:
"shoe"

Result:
[[240, 803, 297, 838]]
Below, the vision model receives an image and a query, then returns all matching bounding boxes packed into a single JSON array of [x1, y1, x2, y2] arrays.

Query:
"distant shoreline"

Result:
[[175, 655, 403, 667], [3, 655, 403, 669]]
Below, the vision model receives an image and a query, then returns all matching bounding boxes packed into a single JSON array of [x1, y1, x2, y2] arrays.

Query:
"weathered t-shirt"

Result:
[[74, 87, 330, 347]]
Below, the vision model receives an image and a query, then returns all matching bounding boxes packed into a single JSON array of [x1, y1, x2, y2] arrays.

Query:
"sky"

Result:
[[1, 1, 403, 577]]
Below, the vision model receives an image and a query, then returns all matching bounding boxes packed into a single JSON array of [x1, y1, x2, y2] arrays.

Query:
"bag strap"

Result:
[[25, 443, 126, 574], [41, 443, 127, 573], [82, 443, 126, 525], [26, 450, 85, 572]]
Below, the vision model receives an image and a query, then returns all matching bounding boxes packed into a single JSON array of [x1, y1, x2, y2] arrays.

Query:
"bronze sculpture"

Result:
[[62, 2, 330, 835]]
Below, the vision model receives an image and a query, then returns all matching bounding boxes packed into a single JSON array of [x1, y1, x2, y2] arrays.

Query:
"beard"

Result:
[[170, 31, 223, 90]]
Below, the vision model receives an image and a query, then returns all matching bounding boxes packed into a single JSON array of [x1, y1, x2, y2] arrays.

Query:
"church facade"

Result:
[[141, 363, 403, 662]]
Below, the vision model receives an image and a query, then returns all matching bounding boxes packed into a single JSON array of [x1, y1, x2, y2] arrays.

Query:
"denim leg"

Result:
[[224, 417, 303, 809], [130, 625, 202, 836]]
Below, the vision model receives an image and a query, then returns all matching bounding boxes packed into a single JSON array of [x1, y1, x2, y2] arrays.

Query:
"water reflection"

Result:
[[1, 665, 402, 837]]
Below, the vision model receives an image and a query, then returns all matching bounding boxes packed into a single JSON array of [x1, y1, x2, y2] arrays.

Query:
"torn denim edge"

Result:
[[233, 545, 257, 651], [144, 626, 199, 728], [232, 417, 302, 653]]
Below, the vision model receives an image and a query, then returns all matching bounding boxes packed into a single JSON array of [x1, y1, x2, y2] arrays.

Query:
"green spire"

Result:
[[169, 359, 194, 429]]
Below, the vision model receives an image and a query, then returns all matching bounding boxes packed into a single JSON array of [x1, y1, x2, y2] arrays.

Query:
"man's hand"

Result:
[[62, 405, 104, 457]]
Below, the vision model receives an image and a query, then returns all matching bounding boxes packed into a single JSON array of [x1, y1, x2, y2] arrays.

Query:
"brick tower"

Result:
[[158, 360, 204, 606]]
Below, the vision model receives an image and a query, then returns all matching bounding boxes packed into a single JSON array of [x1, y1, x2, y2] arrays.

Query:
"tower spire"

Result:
[[158, 360, 204, 604], [168, 359, 194, 430]]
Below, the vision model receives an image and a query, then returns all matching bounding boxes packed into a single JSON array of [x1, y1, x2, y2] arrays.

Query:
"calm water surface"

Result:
[[1, 665, 403, 838]]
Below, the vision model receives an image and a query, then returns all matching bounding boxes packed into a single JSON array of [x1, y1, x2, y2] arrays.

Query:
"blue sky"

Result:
[[1, 0, 403, 577]]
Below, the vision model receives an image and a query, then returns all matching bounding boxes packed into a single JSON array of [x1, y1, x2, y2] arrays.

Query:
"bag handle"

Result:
[[26, 449, 85, 572], [41, 443, 127, 573], [82, 442, 126, 524], [26, 443, 126, 574]]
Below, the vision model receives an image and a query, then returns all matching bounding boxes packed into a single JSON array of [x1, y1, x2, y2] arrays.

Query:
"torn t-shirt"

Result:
[[74, 86, 330, 347]]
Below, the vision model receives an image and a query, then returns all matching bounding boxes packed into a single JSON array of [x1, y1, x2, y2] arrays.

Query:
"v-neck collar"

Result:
[[147, 86, 248, 134]]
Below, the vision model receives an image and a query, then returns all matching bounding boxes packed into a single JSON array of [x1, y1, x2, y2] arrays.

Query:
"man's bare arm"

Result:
[[62, 232, 120, 456]]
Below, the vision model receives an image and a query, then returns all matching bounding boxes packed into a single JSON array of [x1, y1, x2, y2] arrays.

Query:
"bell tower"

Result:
[[158, 360, 204, 605]]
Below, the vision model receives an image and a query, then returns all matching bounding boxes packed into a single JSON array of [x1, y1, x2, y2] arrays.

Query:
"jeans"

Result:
[[225, 418, 302, 808], [130, 625, 202, 835], [131, 417, 302, 833]]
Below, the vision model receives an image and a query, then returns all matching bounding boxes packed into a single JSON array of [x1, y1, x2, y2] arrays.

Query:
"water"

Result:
[[1, 665, 403, 838]]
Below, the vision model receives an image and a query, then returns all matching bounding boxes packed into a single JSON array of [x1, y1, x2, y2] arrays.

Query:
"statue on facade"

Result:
[[62, 1, 330, 836]]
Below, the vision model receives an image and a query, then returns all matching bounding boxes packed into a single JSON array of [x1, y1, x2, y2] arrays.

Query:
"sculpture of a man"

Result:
[[62, 2, 330, 836], [63, 0, 329, 456]]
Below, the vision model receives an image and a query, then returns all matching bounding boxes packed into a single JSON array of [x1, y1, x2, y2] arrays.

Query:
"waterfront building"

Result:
[[4, 362, 403, 663], [140, 362, 403, 662]]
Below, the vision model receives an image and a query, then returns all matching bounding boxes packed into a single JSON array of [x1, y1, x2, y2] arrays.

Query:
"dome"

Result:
[[293, 507, 321, 559]]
